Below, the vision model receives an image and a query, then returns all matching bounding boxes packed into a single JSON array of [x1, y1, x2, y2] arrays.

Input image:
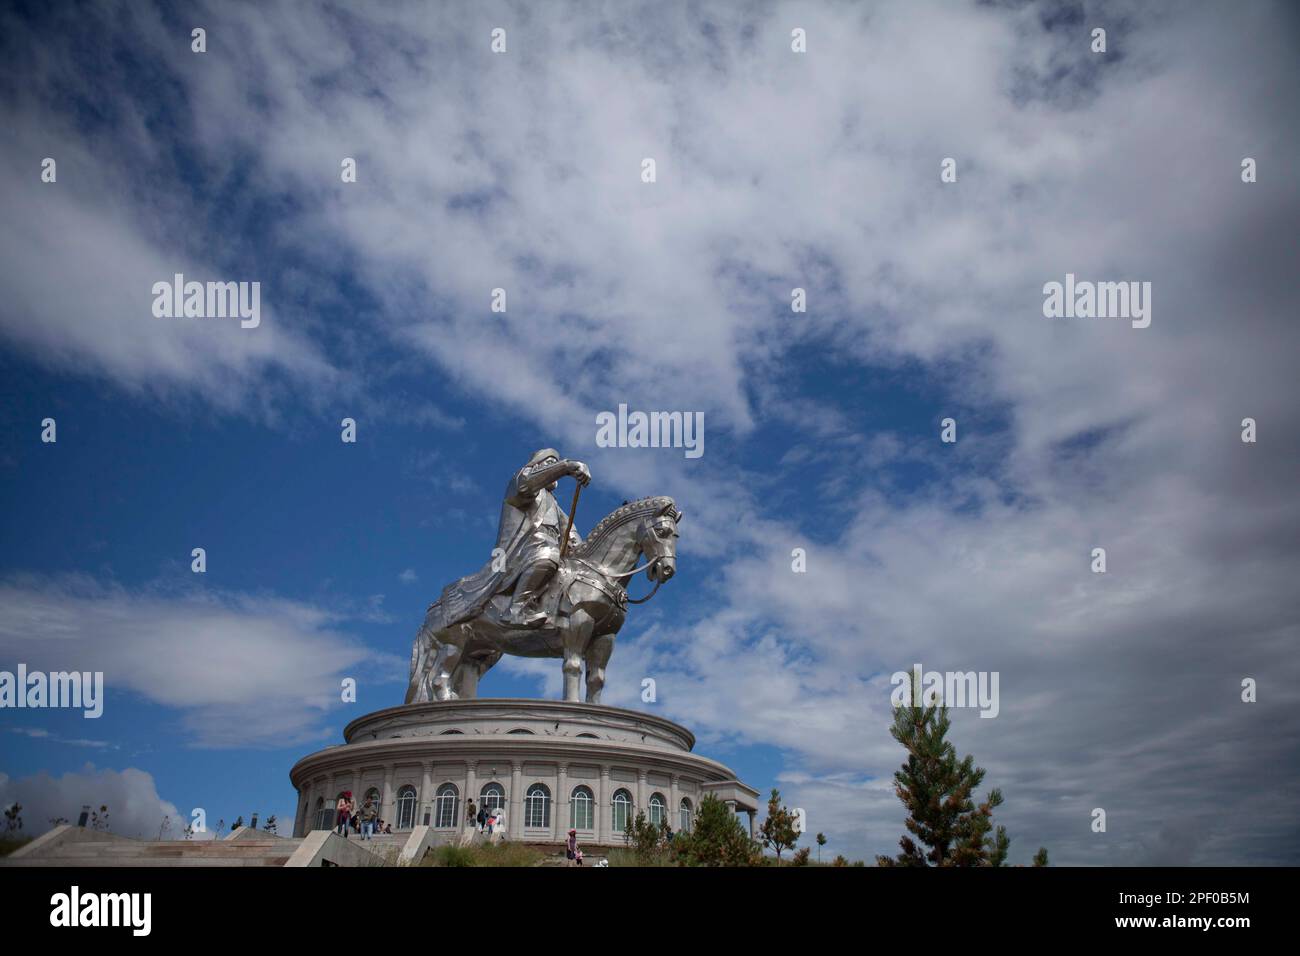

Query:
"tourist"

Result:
[[465, 798, 476, 828], [477, 805, 487, 831], [566, 828, 580, 866], [335, 792, 352, 838], [359, 796, 378, 840]]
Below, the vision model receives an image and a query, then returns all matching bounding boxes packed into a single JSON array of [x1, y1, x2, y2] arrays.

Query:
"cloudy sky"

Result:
[[1, 0, 1297, 864]]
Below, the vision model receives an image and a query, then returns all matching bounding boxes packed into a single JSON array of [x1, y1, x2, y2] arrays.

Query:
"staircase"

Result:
[[2, 825, 412, 867], [6, 832, 303, 867]]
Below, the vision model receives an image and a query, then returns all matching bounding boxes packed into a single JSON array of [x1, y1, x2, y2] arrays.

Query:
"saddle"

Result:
[[482, 561, 628, 633]]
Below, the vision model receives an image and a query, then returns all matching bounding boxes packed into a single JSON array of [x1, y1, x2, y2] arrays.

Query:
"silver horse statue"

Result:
[[406, 488, 681, 705]]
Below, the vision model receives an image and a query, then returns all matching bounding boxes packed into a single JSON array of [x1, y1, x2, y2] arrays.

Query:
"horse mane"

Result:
[[574, 495, 676, 558]]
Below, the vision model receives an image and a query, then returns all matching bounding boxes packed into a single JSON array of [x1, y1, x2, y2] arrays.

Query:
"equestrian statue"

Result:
[[406, 448, 682, 704]]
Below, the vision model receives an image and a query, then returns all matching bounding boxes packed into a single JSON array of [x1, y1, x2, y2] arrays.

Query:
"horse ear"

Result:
[[674, 509, 684, 522]]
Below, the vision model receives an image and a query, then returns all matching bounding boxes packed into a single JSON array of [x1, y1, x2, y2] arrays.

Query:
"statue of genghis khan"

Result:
[[497, 448, 590, 626], [407, 448, 683, 703]]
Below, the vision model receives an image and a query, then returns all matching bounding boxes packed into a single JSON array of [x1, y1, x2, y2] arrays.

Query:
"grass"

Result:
[[603, 848, 675, 867], [421, 841, 547, 867], [0, 835, 32, 857]]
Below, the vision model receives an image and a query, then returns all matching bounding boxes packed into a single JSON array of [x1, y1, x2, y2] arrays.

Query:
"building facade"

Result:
[[289, 698, 760, 847]]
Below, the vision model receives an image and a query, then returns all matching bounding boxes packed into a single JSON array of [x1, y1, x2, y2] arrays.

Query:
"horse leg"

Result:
[[406, 624, 431, 704], [431, 630, 463, 701], [454, 660, 480, 699], [407, 609, 446, 704], [585, 633, 615, 704], [456, 649, 503, 699], [561, 611, 594, 703]]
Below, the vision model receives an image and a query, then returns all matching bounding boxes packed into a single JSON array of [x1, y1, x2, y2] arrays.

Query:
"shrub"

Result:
[[432, 844, 475, 867], [671, 794, 761, 867]]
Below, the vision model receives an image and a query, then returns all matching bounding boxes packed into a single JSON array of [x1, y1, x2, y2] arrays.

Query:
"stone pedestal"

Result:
[[289, 698, 759, 847]]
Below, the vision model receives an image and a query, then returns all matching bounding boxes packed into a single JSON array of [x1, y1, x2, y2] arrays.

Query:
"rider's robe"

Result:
[[424, 464, 580, 632]]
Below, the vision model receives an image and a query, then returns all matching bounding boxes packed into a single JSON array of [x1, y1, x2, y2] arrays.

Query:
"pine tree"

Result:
[[671, 794, 759, 866], [878, 676, 1005, 867], [988, 825, 1010, 867], [759, 788, 800, 865], [1033, 846, 1049, 867], [627, 810, 665, 863]]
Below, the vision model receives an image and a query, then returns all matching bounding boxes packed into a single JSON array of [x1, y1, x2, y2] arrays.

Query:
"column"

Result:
[[421, 762, 434, 827], [350, 771, 360, 809], [465, 762, 478, 830], [597, 767, 610, 845], [509, 763, 522, 840], [382, 766, 395, 826], [748, 810, 756, 840], [669, 774, 680, 834], [556, 764, 569, 839], [636, 770, 648, 824]]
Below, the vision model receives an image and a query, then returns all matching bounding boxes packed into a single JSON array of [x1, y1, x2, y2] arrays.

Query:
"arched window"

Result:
[[576, 733, 599, 738], [440, 729, 464, 735], [508, 728, 534, 735], [649, 792, 667, 828], [525, 784, 550, 829], [679, 798, 693, 833], [397, 785, 418, 830], [570, 786, 594, 831], [611, 789, 632, 833], [479, 783, 505, 813], [314, 797, 330, 831], [434, 784, 458, 829]]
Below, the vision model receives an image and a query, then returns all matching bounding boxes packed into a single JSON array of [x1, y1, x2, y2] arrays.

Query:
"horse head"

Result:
[[636, 499, 683, 582]]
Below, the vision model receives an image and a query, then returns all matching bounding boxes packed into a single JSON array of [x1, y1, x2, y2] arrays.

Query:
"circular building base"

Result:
[[289, 699, 759, 847]]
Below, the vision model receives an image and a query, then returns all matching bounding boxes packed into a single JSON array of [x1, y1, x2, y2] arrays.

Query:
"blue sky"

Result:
[[2, 0, 1299, 864]]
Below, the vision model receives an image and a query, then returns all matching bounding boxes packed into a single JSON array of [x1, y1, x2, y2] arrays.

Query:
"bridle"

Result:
[[571, 524, 673, 605]]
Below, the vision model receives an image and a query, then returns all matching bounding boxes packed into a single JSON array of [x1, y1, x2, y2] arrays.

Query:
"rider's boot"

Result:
[[507, 561, 557, 627]]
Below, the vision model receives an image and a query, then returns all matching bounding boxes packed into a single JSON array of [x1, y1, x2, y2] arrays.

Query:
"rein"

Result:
[[570, 553, 667, 605], [624, 575, 664, 605]]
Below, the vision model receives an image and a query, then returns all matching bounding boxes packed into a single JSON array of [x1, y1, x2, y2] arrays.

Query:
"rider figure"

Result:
[[501, 448, 590, 627]]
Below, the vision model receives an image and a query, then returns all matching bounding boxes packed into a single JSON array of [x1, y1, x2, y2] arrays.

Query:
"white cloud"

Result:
[[2, 0, 1297, 864], [0, 765, 183, 840], [0, 575, 405, 748]]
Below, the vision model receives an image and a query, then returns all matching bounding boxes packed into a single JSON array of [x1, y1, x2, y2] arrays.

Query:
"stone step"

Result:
[[48, 843, 300, 856], [14, 856, 295, 867], [37, 839, 304, 865]]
